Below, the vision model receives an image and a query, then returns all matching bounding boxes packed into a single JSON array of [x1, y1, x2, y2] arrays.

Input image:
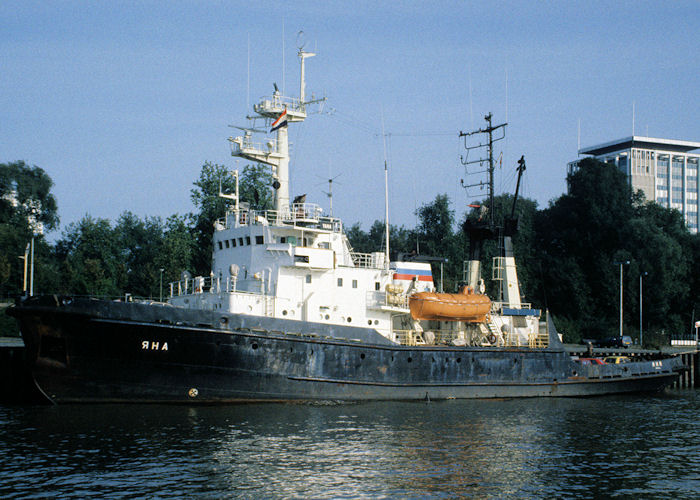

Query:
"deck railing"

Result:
[[394, 328, 549, 348], [169, 276, 240, 297], [215, 203, 343, 233]]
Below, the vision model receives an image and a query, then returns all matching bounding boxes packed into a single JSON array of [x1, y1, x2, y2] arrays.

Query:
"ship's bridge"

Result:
[[215, 202, 342, 233]]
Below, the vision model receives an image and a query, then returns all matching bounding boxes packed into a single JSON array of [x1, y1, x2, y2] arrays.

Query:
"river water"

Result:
[[2, 391, 700, 499]]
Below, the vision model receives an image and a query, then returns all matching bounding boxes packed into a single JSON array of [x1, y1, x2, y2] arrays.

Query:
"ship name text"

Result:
[[142, 341, 168, 351]]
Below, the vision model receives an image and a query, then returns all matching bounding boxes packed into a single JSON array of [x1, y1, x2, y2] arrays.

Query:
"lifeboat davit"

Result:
[[409, 286, 491, 322]]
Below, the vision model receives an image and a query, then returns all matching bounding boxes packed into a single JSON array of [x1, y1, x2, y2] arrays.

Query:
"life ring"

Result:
[[487, 334, 497, 344]]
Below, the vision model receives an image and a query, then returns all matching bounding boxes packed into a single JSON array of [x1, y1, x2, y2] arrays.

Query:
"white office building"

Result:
[[568, 136, 700, 233]]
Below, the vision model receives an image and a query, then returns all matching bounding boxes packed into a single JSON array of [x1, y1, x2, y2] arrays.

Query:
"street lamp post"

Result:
[[160, 268, 165, 302], [614, 260, 630, 338], [29, 236, 35, 296], [639, 271, 647, 347], [19, 242, 30, 295]]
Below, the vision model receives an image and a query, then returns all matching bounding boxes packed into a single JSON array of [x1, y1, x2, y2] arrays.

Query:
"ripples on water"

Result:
[[2, 391, 700, 498]]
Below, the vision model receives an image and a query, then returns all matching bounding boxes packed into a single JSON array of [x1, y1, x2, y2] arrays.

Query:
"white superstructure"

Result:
[[168, 46, 545, 348], [169, 48, 414, 343]]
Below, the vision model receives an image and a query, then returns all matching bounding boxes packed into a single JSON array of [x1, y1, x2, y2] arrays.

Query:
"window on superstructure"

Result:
[[352, 280, 358, 289], [306, 274, 312, 283], [255, 235, 264, 244], [337, 278, 343, 287], [225, 240, 230, 249], [232, 239, 236, 247], [246, 236, 251, 245], [280, 237, 286, 243], [375, 282, 381, 291], [218, 241, 223, 250], [238, 238, 244, 246]]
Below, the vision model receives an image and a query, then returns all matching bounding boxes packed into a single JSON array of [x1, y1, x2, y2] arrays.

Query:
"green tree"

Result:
[[114, 212, 168, 298], [534, 158, 634, 340], [239, 164, 275, 211], [0, 161, 59, 299], [624, 200, 693, 342], [190, 162, 236, 275], [190, 162, 274, 275], [155, 214, 196, 298], [346, 220, 415, 257], [54, 216, 124, 297], [414, 194, 464, 291], [533, 158, 695, 342]]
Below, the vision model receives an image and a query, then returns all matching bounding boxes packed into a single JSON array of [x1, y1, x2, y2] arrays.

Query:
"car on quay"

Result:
[[604, 356, 631, 364], [576, 358, 606, 365]]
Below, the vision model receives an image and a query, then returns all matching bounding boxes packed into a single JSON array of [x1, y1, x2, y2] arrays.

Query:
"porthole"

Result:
[[457, 357, 461, 363], [282, 310, 288, 316], [347, 317, 352, 323], [368, 320, 372, 325], [360, 353, 365, 360], [407, 357, 413, 363], [252, 343, 259, 350], [325, 314, 330, 320], [374, 320, 379, 325]]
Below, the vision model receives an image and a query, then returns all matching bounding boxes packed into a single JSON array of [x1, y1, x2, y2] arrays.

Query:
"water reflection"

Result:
[[2, 392, 699, 498]]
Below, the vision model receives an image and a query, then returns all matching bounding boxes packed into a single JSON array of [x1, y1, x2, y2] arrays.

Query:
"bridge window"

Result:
[[352, 279, 358, 288], [246, 236, 251, 245], [218, 241, 223, 250], [225, 240, 230, 249], [255, 235, 264, 244], [232, 239, 236, 247], [337, 278, 343, 287]]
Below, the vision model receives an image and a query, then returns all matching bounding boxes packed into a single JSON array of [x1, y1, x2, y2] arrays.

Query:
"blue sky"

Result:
[[2, 1, 699, 238]]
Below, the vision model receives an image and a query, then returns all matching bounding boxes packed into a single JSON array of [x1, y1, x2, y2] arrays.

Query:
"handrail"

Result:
[[215, 204, 343, 232], [393, 328, 548, 348]]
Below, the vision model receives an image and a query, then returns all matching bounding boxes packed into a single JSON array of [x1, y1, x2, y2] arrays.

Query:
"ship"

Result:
[[8, 46, 682, 403]]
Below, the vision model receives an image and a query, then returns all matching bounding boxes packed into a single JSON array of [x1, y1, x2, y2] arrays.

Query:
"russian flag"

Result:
[[393, 263, 433, 282], [270, 110, 288, 132]]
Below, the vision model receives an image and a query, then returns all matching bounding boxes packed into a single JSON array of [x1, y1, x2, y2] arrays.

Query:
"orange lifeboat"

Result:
[[409, 286, 491, 322]]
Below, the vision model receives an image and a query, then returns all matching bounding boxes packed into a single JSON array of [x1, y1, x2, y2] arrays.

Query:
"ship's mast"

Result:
[[459, 113, 507, 289], [459, 113, 506, 229], [229, 47, 322, 214]]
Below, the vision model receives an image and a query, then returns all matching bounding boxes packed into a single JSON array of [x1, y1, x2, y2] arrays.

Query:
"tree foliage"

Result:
[[534, 158, 694, 342], [0, 161, 59, 299], [189, 162, 274, 275]]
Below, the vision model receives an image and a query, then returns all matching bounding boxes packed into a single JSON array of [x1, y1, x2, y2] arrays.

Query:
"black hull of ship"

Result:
[[9, 296, 681, 403]]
